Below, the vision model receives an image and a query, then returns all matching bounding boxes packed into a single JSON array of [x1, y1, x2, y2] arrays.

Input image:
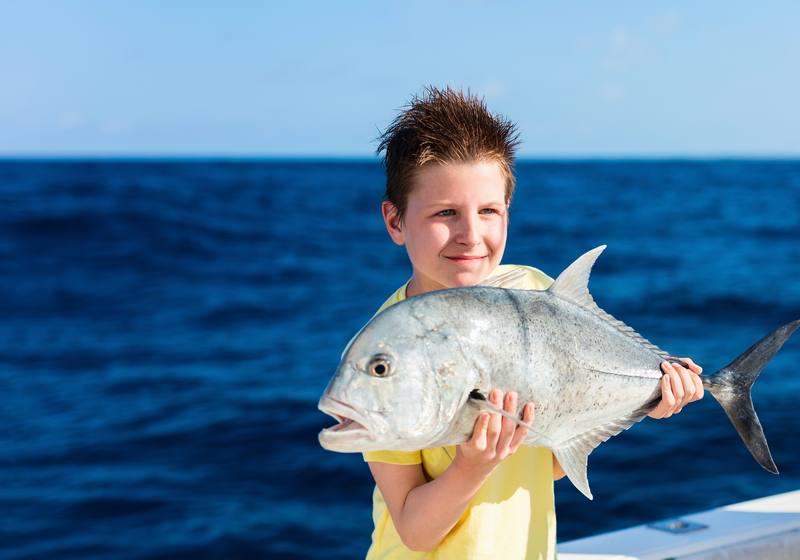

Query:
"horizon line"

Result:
[[1, 153, 800, 162]]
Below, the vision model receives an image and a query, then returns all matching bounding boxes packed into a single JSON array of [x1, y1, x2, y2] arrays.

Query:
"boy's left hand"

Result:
[[648, 358, 704, 419]]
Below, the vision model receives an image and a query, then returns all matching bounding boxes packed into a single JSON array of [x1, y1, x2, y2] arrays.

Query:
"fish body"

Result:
[[319, 246, 799, 499]]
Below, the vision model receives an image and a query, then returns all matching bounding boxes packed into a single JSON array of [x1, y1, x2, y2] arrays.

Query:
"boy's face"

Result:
[[383, 160, 509, 296]]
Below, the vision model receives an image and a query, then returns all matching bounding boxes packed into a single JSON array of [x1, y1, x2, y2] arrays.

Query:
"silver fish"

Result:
[[318, 246, 799, 499]]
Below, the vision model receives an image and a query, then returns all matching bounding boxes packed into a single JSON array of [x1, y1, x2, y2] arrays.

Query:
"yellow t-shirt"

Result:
[[363, 265, 557, 560]]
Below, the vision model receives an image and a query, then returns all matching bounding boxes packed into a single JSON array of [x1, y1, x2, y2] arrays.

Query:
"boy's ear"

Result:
[[381, 201, 405, 246]]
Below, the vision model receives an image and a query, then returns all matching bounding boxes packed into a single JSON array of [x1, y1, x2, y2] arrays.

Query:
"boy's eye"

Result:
[[480, 208, 498, 214], [436, 209, 455, 217]]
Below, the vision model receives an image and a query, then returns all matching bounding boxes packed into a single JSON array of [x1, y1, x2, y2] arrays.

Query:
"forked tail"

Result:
[[704, 319, 800, 474]]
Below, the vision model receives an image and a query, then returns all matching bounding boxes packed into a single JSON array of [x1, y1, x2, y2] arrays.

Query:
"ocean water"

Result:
[[1, 158, 799, 559]]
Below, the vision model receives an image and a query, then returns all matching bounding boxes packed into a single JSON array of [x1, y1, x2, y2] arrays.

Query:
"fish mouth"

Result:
[[318, 397, 376, 449]]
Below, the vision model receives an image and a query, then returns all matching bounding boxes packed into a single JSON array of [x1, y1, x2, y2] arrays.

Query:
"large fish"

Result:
[[318, 246, 799, 499]]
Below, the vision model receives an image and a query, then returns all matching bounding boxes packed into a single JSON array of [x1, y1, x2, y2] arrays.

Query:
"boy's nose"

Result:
[[455, 215, 481, 246]]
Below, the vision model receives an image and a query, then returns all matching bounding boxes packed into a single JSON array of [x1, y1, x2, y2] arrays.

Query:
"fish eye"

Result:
[[368, 355, 392, 378]]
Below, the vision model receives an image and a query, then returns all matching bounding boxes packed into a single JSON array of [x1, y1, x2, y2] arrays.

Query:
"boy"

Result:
[[363, 87, 703, 559]]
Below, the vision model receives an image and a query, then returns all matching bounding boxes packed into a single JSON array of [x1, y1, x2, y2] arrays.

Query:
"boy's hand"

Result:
[[454, 389, 533, 476], [648, 358, 704, 419]]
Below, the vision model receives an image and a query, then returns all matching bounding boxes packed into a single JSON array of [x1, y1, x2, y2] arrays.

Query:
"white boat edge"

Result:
[[558, 488, 800, 560]]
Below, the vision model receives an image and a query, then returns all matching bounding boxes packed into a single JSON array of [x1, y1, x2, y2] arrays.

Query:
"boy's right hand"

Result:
[[453, 389, 534, 476]]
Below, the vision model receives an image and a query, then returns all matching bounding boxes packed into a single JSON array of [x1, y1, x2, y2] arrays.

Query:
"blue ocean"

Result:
[[1, 159, 799, 559]]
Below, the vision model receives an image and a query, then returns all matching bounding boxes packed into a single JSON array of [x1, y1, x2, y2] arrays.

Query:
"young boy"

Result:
[[363, 87, 704, 559]]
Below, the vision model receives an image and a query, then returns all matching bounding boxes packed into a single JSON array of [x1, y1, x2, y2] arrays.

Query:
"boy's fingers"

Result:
[[503, 391, 518, 415], [677, 358, 705, 401], [653, 360, 706, 418], [679, 357, 703, 375], [509, 403, 533, 452], [524, 402, 535, 424], [681, 368, 696, 406], [669, 373, 683, 414], [692, 373, 704, 401], [471, 413, 490, 451], [648, 376, 667, 418], [486, 390, 503, 451], [496, 392, 517, 452], [659, 372, 675, 418], [664, 364, 684, 411]]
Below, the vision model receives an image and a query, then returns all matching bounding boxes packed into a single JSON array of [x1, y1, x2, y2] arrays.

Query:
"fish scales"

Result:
[[411, 287, 663, 450]]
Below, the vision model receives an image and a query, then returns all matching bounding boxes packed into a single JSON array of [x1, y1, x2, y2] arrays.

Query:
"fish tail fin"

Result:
[[705, 319, 800, 475]]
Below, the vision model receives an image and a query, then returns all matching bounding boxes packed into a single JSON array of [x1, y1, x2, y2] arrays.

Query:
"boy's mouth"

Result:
[[445, 255, 487, 262]]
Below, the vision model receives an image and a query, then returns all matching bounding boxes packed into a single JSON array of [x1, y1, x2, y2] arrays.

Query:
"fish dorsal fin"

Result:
[[553, 407, 651, 500], [480, 267, 529, 289], [548, 246, 670, 360], [549, 245, 607, 309]]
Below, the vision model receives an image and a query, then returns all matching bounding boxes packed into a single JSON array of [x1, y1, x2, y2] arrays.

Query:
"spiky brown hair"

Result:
[[377, 86, 520, 219]]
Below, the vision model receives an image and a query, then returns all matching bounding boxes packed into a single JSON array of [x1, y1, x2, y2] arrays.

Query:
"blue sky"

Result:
[[1, 1, 799, 157]]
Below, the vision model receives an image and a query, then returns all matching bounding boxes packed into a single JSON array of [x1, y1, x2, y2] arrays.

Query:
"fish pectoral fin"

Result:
[[468, 390, 534, 430], [553, 410, 650, 501]]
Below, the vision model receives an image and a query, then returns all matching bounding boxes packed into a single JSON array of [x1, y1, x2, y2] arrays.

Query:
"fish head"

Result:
[[318, 298, 476, 452]]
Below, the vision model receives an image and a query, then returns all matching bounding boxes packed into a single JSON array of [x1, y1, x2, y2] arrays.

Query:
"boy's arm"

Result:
[[368, 459, 489, 552], [368, 390, 532, 552], [553, 456, 565, 480]]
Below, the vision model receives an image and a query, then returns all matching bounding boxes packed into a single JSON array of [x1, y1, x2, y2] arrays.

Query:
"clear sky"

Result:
[[2, 1, 799, 157]]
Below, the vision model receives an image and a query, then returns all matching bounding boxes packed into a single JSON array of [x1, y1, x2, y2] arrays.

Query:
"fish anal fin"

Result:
[[553, 443, 593, 500], [553, 409, 650, 500]]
